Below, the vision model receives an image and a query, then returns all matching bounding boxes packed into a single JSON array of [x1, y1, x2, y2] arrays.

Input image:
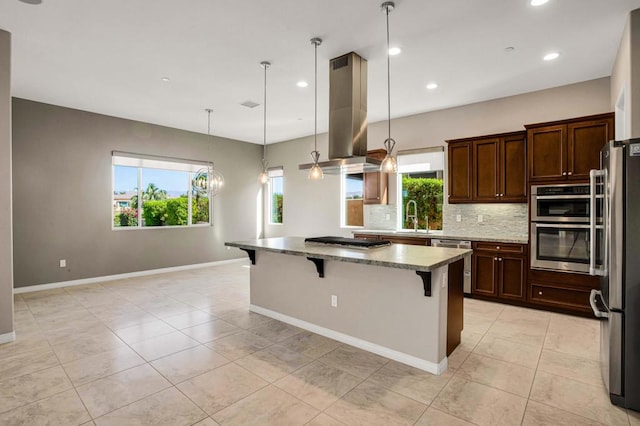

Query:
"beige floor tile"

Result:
[[235, 344, 314, 382], [114, 320, 176, 344], [522, 400, 603, 426], [447, 347, 470, 370], [181, 320, 241, 343], [52, 332, 126, 364], [222, 311, 274, 329], [212, 385, 319, 426], [630, 409, 640, 426], [176, 363, 268, 415], [368, 360, 454, 405], [305, 413, 346, 425], [205, 330, 273, 361], [537, 349, 603, 387], [544, 315, 600, 361], [13, 295, 28, 312], [431, 376, 527, 426], [0, 389, 91, 426], [46, 322, 116, 346], [462, 315, 494, 335], [128, 331, 199, 361], [98, 310, 159, 330], [0, 346, 59, 382], [192, 418, 220, 426], [141, 301, 194, 318], [456, 353, 535, 397], [463, 299, 504, 321], [318, 345, 389, 379], [529, 370, 628, 426], [62, 346, 145, 386], [76, 364, 171, 418], [150, 345, 230, 384], [458, 329, 484, 352], [473, 334, 542, 368], [274, 361, 362, 410], [248, 320, 304, 342], [0, 366, 72, 414], [415, 407, 475, 426], [93, 387, 207, 426], [498, 305, 552, 322], [325, 380, 426, 426], [278, 331, 342, 358], [486, 317, 548, 347], [0, 334, 51, 359], [162, 310, 218, 329]]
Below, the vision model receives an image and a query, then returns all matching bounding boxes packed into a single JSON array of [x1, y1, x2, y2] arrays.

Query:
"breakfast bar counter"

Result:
[[225, 237, 471, 374]]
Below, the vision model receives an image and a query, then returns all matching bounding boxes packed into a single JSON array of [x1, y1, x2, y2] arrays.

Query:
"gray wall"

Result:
[[264, 78, 611, 239], [12, 99, 262, 288], [611, 9, 640, 138], [0, 30, 14, 337]]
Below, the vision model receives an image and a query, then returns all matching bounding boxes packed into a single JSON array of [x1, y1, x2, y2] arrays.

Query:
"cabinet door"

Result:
[[472, 252, 497, 296], [567, 118, 614, 181], [498, 255, 526, 301], [363, 171, 382, 204], [500, 134, 527, 202], [448, 142, 473, 203], [528, 125, 566, 182], [473, 138, 500, 202]]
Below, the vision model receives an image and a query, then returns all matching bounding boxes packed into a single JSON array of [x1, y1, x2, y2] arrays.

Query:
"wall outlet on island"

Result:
[[59, 259, 66, 268], [385, 214, 390, 221], [456, 215, 461, 222], [331, 295, 338, 308], [477, 215, 484, 223]]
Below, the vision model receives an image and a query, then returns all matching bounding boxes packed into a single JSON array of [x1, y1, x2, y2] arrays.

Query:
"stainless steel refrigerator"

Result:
[[589, 139, 640, 410]]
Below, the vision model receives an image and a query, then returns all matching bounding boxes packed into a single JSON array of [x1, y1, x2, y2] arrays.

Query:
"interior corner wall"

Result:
[[611, 8, 640, 138], [0, 30, 14, 337], [264, 78, 611, 239], [12, 98, 262, 288]]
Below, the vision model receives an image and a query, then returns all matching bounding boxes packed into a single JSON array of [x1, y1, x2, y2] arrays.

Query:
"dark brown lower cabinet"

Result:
[[527, 269, 599, 315], [447, 259, 464, 356], [472, 242, 527, 303]]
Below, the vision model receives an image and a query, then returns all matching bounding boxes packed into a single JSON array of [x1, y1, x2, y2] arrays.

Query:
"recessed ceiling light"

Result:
[[296, 81, 309, 88], [531, 0, 549, 6], [543, 52, 560, 61], [388, 47, 402, 56], [504, 46, 515, 52], [240, 100, 260, 109], [18, 0, 42, 4], [161, 77, 170, 82], [426, 82, 439, 90]]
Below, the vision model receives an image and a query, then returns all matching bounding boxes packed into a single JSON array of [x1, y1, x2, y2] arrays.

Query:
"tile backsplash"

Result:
[[364, 204, 397, 230], [442, 203, 528, 239]]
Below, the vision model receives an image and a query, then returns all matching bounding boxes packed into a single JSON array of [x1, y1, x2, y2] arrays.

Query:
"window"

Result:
[[342, 172, 364, 227], [268, 167, 284, 224], [112, 152, 212, 228], [397, 148, 444, 231]]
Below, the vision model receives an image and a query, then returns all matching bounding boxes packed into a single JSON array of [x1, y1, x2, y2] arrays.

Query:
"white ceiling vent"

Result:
[[241, 100, 260, 108]]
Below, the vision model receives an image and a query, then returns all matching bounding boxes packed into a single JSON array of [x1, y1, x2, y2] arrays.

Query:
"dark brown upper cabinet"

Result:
[[526, 113, 614, 183], [447, 131, 526, 204], [363, 149, 388, 205]]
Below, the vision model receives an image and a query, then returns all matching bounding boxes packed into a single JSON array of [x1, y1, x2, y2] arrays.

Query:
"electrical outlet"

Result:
[[59, 259, 66, 268], [456, 214, 461, 222], [331, 295, 338, 308], [385, 214, 391, 221], [478, 214, 484, 223]]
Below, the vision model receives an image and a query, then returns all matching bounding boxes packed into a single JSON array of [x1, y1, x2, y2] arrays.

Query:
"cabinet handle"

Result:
[[499, 258, 503, 261], [494, 257, 498, 261], [562, 172, 567, 176], [500, 193, 504, 197], [496, 246, 500, 250], [495, 193, 499, 197], [568, 172, 573, 176], [538, 291, 543, 295]]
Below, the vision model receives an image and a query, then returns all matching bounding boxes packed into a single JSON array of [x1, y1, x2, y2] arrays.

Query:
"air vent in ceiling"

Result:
[[241, 100, 260, 108], [332, 54, 349, 70]]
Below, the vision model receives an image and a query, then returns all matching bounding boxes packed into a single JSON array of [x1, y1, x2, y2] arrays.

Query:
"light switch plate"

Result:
[[478, 215, 484, 223], [456, 215, 461, 222], [331, 295, 338, 308], [59, 259, 66, 268]]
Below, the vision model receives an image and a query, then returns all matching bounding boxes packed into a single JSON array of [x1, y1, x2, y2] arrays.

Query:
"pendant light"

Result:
[[258, 61, 271, 185], [308, 37, 324, 180], [380, 1, 398, 173], [205, 108, 224, 195]]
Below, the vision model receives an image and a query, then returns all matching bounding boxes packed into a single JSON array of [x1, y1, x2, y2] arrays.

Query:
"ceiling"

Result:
[[1, 0, 639, 145]]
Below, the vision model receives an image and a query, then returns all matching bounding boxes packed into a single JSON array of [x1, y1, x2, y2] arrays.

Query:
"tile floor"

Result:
[[2, 261, 638, 425]]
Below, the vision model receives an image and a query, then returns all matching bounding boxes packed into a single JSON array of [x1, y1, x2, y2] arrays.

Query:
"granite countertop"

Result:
[[225, 237, 472, 272], [353, 229, 529, 244]]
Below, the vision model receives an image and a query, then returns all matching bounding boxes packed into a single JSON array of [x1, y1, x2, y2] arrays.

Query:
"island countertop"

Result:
[[225, 236, 471, 272]]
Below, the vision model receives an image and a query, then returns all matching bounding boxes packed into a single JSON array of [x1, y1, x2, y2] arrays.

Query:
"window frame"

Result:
[[340, 171, 365, 229], [267, 167, 284, 225], [112, 152, 213, 230]]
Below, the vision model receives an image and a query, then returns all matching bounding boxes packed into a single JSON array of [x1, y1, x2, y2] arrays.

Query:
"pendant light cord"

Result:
[[263, 63, 268, 162], [386, 4, 391, 141], [314, 41, 318, 152]]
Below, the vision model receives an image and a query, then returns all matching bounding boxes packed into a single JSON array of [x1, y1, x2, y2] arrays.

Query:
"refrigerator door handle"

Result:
[[590, 289, 609, 318], [589, 170, 605, 276]]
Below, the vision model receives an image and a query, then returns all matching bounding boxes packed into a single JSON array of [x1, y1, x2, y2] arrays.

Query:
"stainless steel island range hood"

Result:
[[299, 52, 382, 174]]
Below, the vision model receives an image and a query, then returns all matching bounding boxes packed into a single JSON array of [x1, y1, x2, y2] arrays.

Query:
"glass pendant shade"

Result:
[[308, 150, 324, 180], [209, 169, 224, 195], [258, 169, 269, 185], [380, 154, 397, 173]]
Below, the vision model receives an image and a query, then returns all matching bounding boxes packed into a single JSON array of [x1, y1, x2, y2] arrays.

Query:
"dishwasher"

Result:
[[431, 239, 472, 295]]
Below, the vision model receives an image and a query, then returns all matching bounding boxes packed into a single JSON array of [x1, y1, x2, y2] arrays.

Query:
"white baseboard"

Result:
[[0, 331, 16, 345], [250, 304, 448, 375], [14, 258, 247, 294]]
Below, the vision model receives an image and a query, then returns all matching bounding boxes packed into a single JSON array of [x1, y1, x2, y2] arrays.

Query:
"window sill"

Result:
[[112, 223, 212, 230]]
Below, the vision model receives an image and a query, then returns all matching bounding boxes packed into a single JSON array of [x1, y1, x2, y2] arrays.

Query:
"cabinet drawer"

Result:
[[385, 236, 429, 246], [473, 242, 526, 254], [529, 283, 591, 313], [353, 234, 381, 241]]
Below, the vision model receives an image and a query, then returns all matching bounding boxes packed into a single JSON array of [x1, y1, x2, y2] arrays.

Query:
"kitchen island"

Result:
[[225, 237, 471, 374]]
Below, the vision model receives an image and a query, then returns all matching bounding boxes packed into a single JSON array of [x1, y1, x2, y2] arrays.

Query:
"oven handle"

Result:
[[590, 169, 605, 276], [533, 194, 591, 200], [534, 223, 601, 229]]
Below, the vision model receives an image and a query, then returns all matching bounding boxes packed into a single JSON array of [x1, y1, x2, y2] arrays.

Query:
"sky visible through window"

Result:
[[114, 166, 188, 194]]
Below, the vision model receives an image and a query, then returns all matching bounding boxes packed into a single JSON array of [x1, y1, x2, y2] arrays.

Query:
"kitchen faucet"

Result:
[[406, 200, 418, 231]]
